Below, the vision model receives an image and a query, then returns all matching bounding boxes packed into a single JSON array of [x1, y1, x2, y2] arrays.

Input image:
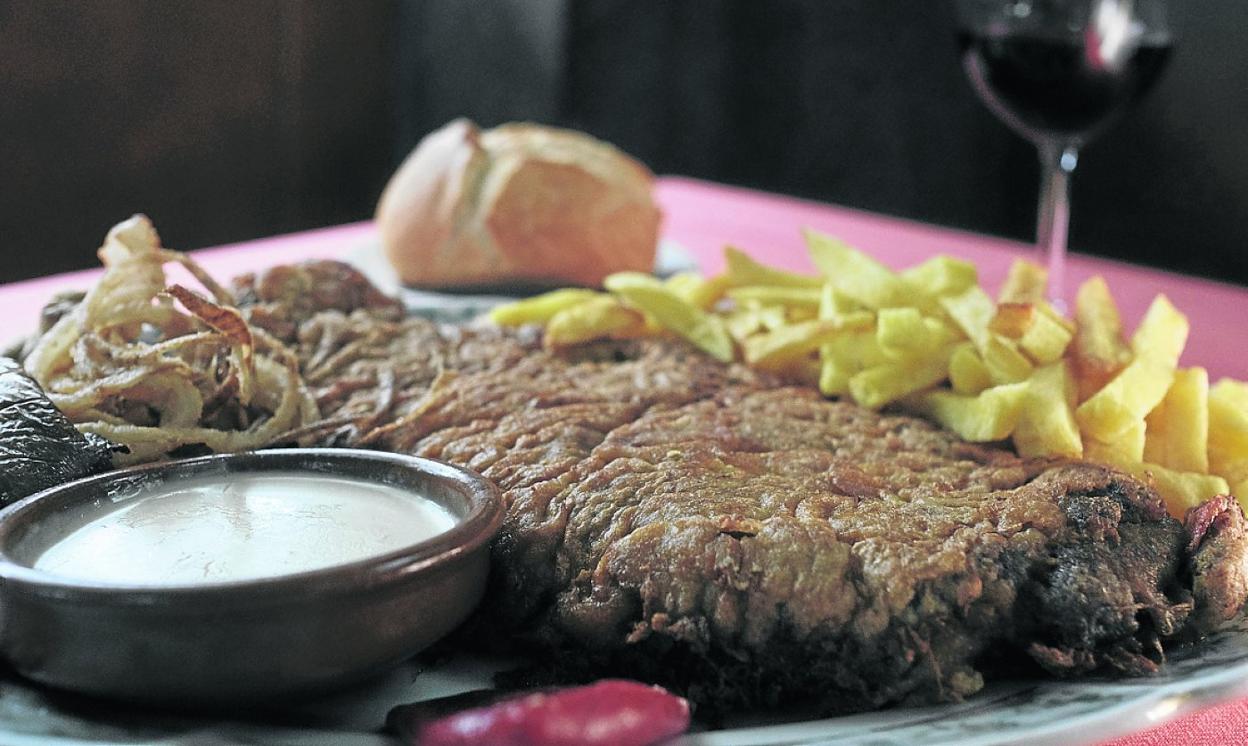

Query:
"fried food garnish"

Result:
[[24, 215, 319, 464]]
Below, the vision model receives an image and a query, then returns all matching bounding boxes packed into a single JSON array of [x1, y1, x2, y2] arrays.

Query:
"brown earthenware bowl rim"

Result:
[[0, 448, 503, 607]]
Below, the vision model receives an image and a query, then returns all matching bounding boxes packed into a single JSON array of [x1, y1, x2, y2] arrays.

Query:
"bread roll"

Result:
[[376, 119, 661, 288]]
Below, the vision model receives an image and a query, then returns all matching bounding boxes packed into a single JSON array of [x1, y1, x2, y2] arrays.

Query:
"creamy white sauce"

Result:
[[33, 472, 457, 585]]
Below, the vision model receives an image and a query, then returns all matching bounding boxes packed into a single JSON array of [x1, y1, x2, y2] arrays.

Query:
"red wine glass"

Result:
[[955, 0, 1171, 302]]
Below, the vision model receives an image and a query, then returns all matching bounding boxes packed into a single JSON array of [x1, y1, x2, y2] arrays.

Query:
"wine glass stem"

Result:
[[1036, 140, 1078, 305]]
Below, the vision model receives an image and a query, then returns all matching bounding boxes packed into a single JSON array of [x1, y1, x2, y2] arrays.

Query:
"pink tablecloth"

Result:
[[0, 177, 1245, 743]]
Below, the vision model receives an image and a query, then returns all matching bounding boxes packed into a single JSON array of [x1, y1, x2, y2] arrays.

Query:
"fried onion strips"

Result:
[[23, 215, 320, 464]]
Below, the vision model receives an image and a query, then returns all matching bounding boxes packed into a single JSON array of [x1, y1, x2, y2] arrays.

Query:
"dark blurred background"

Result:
[[2, 1, 1245, 285]]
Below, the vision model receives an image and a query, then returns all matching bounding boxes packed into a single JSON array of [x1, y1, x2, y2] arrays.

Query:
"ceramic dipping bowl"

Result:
[[0, 448, 503, 706]]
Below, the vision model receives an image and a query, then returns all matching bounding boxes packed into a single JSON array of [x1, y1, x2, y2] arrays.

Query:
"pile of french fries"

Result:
[[490, 230, 1248, 518]]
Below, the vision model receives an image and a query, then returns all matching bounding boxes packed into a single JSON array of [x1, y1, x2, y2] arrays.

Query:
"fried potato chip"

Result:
[[940, 286, 995, 349], [997, 259, 1048, 304], [848, 344, 956, 409], [1084, 419, 1146, 467], [1017, 308, 1074, 365], [744, 313, 874, 372], [1072, 276, 1132, 401], [724, 307, 766, 342], [489, 288, 602, 326], [948, 342, 992, 396], [727, 286, 823, 310], [877, 308, 960, 359], [988, 303, 1036, 339], [818, 282, 861, 319], [1209, 378, 1248, 504], [982, 335, 1034, 385], [1143, 367, 1209, 474], [605, 272, 734, 362], [806, 230, 931, 311], [665, 272, 730, 310], [1014, 360, 1082, 458], [899, 256, 978, 298], [1131, 294, 1189, 367], [544, 295, 646, 348], [819, 328, 887, 397], [904, 382, 1028, 442], [1076, 355, 1175, 442], [723, 246, 823, 288], [937, 286, 1033, 384]]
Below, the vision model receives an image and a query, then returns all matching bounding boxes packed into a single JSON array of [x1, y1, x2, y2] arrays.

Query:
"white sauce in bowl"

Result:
[[33, 472, 457, 585]]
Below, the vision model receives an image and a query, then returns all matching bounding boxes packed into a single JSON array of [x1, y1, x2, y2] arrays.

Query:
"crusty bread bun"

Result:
[[376, 119, 661, 288]]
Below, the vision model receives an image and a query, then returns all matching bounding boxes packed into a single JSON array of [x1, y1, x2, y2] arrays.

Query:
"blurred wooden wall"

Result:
[[0, 1, 396, 282]]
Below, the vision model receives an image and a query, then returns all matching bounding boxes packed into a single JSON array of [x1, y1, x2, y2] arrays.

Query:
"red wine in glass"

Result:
[[958, 32, 1172, 144], [955, 0, 1172, 302]]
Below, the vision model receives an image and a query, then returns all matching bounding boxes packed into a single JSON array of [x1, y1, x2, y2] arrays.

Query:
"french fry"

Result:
[[1014, 360, 1082, 458], [723, 246, 823, 288], [998, 259, 1048, 304], [1037, 301, 1076, 332], [819, 329, 882, 397], [818, 282, 860, 319], [904, 382, 1029, 442], [743, 313, 873, 372], [816, 272, 881, 397], [988, 303, 1035, 338], [1209, 378, 1248, 505], [848, 343, 956, 409], [544, 295, 645, 348], [806, 229, 929, 311], [727, 286, 823, 310], [818, 354, 853, 398], [1018, 309, 1074, 365], [725, 304, 789, 341], [940, 286, 995, 349], [1131, 294, 1189, 367], [948, 342, 992, 396], [939, 286, 1033, 384], [1072, 276, 1132, 401], [877, 309, 960, 359], [899, 256, 978, 298], [489, 288, 602, 326], [604, 272, 734, 362], [1076, 355, 1175, 441], [982, 336, 1034, 385], [505, 236, 1228, 513], [1084, 419, 1146, 467], [1122, 462, 1231, 519], [724, 307, 765, 341], [666, 272, 730, 310], [1143, 367, 1209, 473]]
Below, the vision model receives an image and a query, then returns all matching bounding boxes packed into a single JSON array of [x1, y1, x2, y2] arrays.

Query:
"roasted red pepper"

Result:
[[391, 679, 691, 746]]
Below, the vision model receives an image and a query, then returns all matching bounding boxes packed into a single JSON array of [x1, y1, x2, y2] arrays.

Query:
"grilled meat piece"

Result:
[[231, 260, 405, 342], [253, 265, 1247, 713], [389, 363, 1229, 711]]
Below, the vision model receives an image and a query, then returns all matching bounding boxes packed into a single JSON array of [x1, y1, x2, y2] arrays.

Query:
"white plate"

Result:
[[3, 617, 1248, 745], [4, 247, 1245, 745]]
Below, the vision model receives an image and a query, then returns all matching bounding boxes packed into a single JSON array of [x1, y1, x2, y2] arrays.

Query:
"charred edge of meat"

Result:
[[479, 477, 1209, 717], [1184, 495, 1248, 632], [1012, 481, 1195, 677], [231, 261, 404, 342]]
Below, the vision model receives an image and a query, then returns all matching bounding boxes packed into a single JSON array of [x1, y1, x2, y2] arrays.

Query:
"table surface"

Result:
[[0, 176, 1244, 744]]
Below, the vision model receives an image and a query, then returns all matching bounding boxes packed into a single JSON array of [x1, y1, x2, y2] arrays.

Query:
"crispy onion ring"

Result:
[[24, 215, 320, 464]]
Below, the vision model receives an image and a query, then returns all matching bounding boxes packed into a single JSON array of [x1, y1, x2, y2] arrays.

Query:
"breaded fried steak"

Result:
[[236, 262, 1248, 713]]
